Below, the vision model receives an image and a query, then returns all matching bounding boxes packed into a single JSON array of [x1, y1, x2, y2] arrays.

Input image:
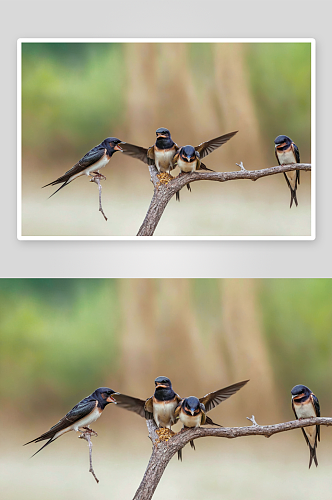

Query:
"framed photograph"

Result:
[[18, 38, 315, 240]]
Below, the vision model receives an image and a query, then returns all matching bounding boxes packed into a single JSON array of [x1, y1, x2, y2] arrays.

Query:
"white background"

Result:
[[1, 0, 330, 277]]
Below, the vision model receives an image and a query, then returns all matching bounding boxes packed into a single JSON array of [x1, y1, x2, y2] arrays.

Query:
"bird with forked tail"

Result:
[[175, 380, 249, 460], [24, 387, 118, 457], [274, 135, 300, 208], [291, 384, 320, 468], [43, 138, 123, 197]]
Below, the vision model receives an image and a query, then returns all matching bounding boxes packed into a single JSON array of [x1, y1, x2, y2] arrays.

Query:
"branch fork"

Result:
[[137, 163, 311, 236], [133, 416, 332, 500]]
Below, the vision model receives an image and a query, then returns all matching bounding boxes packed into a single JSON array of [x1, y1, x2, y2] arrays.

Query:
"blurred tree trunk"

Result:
[[123, 43, 266, 172], [118, 279, 158, 396], [219, 279, 280, 421], [124, 44, 158, 144], [118, 279, 280, 422], [213, 44, 266, 167]]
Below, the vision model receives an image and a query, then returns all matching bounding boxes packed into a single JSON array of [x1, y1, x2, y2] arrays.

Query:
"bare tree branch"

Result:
[[78, 428, 99, 484], [90, 175, 108, 221], [133, 416, 330, 500], [137, 163, 311, 236]]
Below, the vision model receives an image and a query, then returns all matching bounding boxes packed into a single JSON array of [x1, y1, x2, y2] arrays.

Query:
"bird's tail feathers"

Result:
[[309, 445, 318, 468], [199, 163, 214, 172], [204, 415, 223, 427], [30, 437, 56, 458], [290, 189, 298, 208], [48, 181, 70, 198]]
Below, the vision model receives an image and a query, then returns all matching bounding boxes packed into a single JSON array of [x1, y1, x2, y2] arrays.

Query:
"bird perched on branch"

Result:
[[172, 145, 213, 201], [121, 128, 238, 200], [43, 138, 123, 197], [174, 380, 249, 460], [291, 384, 320, 468], [274, 135, 300, 208], [114, 376, 182, 431], [121, 128, 238, 172], [24, 387, 118, 456], [120, 128, 178, 175]]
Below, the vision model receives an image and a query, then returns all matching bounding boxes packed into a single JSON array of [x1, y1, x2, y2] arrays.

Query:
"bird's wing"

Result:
[[275, 148, 281, 165], [292, 399, 311, 447], [120, 142, 155, 165], [43, 147, 106, 186], [195, 131, 238, 159], [292, 143, 300, 164], [25, 399, 97, 444], [114, 393, 153, 419], [199, 380, 249, 413], [173, 402, 182, 419], [311, 394, 320, 441], [172, 152, 180, 166], [292, 142, 301, 186]]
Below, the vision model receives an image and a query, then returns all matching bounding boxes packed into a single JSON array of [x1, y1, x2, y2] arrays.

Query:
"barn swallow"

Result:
[[121, 128, 178, 174], [24, 387, 118, 457], [114, 376, 181, 429], [274, 135, 300, 208], [172, 145, 212, 201], [291, 384, 320, 468], [174, 380, 249, 460], [173, 131, 237, 200], [43, 138, 123, 197], [121, 129, 238, 177]]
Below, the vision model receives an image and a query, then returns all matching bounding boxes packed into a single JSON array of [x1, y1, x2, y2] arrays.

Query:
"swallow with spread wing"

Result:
[[120, 128, 178, 174], [174, 380, 249, 460], [114, 376, 181, 429]]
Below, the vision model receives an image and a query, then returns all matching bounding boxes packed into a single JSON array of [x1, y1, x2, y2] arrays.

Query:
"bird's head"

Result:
[[291, 384, 311, 400], [156, 127, 171, 140], [154, 376, 172, 390], [104, 137, 123, 153], [183, 397, 202, 416], [274, 135, 292, 150], [180, 145, 197, 162], [94, 387, 119, 404]]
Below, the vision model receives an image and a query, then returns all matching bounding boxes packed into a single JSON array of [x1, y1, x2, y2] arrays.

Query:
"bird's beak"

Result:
[[157, 134, 167, 138], [292, 393, 304, 400], [114, 144, 123, 152], [107, 392, 120, 403], [155, 383, 168, 389]]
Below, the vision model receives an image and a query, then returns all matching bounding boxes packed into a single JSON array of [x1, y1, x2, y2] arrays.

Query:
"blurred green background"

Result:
[[1, 279, 331, 499], [21, 42, 312, 236]]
